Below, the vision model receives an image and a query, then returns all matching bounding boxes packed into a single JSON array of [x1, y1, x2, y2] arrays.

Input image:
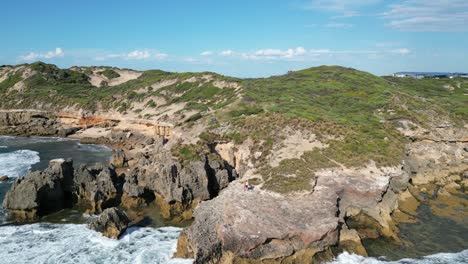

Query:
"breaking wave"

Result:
[[328, 250, 468, 264], [0, 223, 193, 264], [0, 149, 40, 178]]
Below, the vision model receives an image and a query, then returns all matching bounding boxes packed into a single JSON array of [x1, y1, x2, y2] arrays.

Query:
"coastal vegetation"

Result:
[[0, 62, 466, 194]]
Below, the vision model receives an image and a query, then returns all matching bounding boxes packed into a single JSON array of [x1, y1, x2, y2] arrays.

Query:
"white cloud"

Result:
[[394, 48, 411, 54], [305, 0, 381, 16], [18, 48, 65, 61], [326, 22, 353, 28], [201, 51, 213, 56], [220, 50, 234, 56], [243, 47, 307, 60], [240, 46, 410, 61], [382, 0, 468, 31], [95, 49, 168, 61]]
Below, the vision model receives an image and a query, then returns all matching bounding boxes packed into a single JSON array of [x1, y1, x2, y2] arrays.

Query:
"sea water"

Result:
[[0, 136, 192, 264]]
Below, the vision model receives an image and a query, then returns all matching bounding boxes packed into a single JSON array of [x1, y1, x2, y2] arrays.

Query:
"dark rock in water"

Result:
[[87, 207, 130, 239], [2, 159, 75, 220], [74, 163, 123, 214], [58, 127, 80, 137], [111, 149, 127, 168], [0, 175, 8, 182]]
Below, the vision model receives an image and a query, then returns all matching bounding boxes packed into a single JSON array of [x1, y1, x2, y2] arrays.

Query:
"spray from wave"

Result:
[[0, 223, 192, 264], [328, 250, 468, 264], [0, 150, 40, 178]]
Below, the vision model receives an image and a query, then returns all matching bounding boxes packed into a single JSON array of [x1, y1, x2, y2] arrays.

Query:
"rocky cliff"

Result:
[[1, 63, 467, 262]]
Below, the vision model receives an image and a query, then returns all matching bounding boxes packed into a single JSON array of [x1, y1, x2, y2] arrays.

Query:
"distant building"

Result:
[[392, 72, 468, 79]]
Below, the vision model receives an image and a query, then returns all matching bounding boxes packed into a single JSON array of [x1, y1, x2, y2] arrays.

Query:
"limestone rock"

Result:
[[111, 149, 127, 168], [125, 144, 237, 218], [0, 110, 59, 136], [74, 163, 123, 214], [177, 183, 339, 263], [339, 228, 368, 256], [2, 159, 74, 220], [87, 207, 130, 239]]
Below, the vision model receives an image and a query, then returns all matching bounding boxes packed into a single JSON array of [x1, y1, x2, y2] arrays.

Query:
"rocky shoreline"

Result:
[[1, 109, 467, 263]]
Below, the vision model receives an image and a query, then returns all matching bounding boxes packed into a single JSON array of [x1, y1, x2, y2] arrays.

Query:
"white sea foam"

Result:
[[328, 250, 468, 264], [0, 223, 193, 264], [0, 149, 40, 178]]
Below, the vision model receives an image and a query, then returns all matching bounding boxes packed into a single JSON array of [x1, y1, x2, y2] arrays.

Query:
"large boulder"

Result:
[[87, 207, 130, 239], [74, 163, 123, 214], [176, 183, 340, 263], [2, 159, 74, 220]]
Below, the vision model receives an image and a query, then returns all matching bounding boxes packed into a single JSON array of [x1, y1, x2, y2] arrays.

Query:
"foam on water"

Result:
[[328, 251, 468, 264], [0, 149, 40, 178], [0, 223, 193, 264]]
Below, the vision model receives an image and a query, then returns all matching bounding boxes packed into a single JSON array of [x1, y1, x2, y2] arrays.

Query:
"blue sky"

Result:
[[1, 0, 467, 77]]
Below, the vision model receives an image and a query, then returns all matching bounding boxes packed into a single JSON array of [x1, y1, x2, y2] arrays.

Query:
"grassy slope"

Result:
[[1, 62, 466, 193]]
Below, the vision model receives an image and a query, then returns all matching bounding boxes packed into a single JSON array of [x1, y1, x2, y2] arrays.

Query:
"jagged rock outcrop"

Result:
[[0, 110, 60, 136], [123, 141, 238, 219], [2, 159, 75, 220], [74, 164, 123, 214], [87, 207, 130, 239], [2, 159, 123, 220]]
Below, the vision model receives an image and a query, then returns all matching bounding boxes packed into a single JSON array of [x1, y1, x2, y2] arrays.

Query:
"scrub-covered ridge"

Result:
[[0, 62, 467, 263]]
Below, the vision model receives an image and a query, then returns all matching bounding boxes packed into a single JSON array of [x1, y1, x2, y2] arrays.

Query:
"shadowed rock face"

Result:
[[74, 163, 123, 214], [2, 159, 75, 220], [2, 159, 123, 221], [87, 207, 130, 239], [122, 142, 238, 219]]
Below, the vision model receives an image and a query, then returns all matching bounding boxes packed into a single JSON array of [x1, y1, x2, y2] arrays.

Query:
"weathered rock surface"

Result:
[[123, 141, 238, 219], [0, 175, 8, 182], [2, 158, 124, 220], [74, 163, 123, 214], [2, 159, 75, 220], [0, 110, 60, 136], [177, 183, 340, 263], [87, 207, 130, 239], [111, 149, 127, 167]]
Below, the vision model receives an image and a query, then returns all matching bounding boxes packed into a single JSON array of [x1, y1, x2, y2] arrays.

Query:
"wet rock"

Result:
[[121, 170, 155, 208], [0, 175, 8, 182], [58, 127, 80, 137], [2, 159, 75, 220], [74, 163, 123, 214], [338, 228, 368, 256], [87, 207, 130, 239]]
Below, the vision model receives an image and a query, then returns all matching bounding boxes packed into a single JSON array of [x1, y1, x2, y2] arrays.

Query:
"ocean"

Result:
[[0, 136, 466, 264]]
